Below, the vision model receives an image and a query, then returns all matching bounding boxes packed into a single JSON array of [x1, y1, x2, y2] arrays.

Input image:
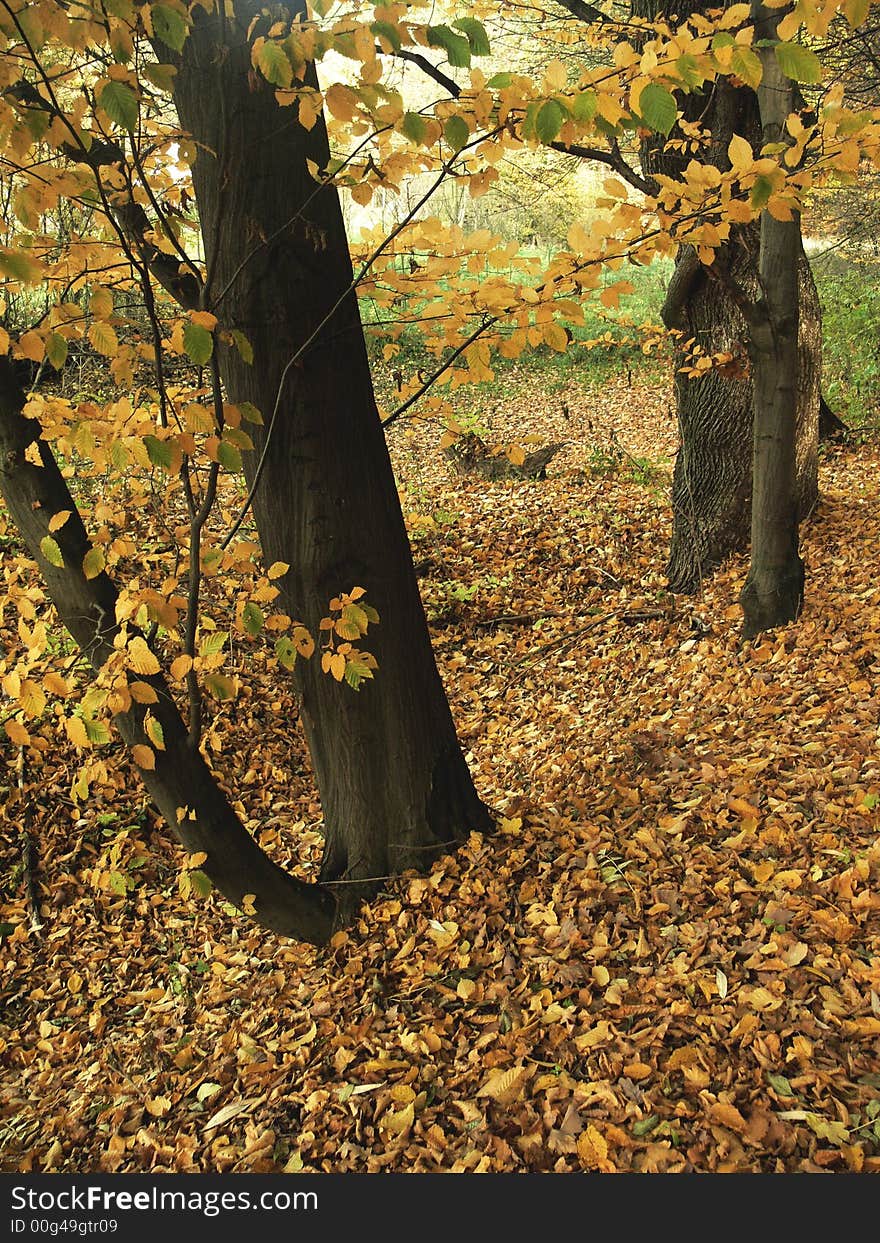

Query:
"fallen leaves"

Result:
[[1, 373, 879, 1174]]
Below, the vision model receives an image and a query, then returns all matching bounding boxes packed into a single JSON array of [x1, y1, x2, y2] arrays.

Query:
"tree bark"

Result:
[[664, 238, 819, 593], [739, 2, 805, 638], [170, 3, 491, 917], [628, 0, 820, 594], [0, 358, 335, 942]]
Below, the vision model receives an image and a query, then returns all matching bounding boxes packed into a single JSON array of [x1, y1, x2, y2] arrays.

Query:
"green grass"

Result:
[[813, 254, 880, 432]]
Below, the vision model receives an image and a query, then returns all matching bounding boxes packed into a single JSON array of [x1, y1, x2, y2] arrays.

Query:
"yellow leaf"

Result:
[[190, 310, 218, 331], [132, 744, 155, 770], [127, 637, 161, 676], [242, 892, 257, 915], [89, 287, 113, 319], [82, 547, 105, 580], [145, 1096, 171, 1118], [5, 719, 30, 746], [476, 1065, 529, 1107], [577, 1125, 614, 1171], [42, 673, 71, 697], [170, 654, 193, 680], [18, 330, 45, 362], [65, 716, 90, 748], [129, 681, 158, 704], [329, 652, 346, 681], [48, 510, 71, 532], [266, 561, 289, 579], [67, 972, 83, 994], [19, 678, 46, 718], [709, 1101, 748, 1133], [728, 133, 754, 172], [380, 1101, 415, 1136], [543, 322, 569, 352], [88, 321, 119, 358]]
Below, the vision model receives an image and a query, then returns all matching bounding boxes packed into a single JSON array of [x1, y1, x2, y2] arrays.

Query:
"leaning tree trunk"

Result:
[[739, 0, 805, 637], [170, 2, 491, 916], [0, 359, 335, 942], [630, 0, 821, 594]]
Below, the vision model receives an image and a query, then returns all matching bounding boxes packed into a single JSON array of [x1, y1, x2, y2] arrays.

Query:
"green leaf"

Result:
[[275, 636, 297, 670], [487, 72, 513, 88], [750, 173, 775, 211], [45, 332, 68, 370], [144, 434, 174, 470], [141, 62, 177, 92], [83, 716, 110, 745], [632, 1115, 659, 1137], [204, 673, 236, 701], [731, 46, 763, 89], [189, 869, 213, 898], [99, 81, 139, 131], [344, 655, 374, 690], [151, 5, 188, 53], [231, 329, 253, 364], [676, 53, 704, 90], [453, 18, 490, 56], [444, 115, 470, 151], [182, 320, 213, 366], [767, 1073, 796, 1097], [241, 602, 264, 637], [40, 536, 64, 568], [217, 439, 242, 474], [0, 249, 41, 283], [535, 99, 565, 145], [258, 40, 293, 88], [222, 427, 254, 452], [427, 24, 471, 68], [199, 631, 228, 656], [402, 111, 427, 145], [639, 83, 677, 136], [573, 90, 597, 123], [775, 42, 822, 85], [371, 20, 402, 52], [238, 401, 263, 425]]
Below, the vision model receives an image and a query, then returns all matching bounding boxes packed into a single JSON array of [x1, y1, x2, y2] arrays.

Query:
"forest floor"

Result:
[[1, 364, 879, 1174]]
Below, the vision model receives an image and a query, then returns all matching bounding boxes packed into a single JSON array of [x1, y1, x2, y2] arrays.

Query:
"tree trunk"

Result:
[[739, 1, 805, 638], [171, 3, 491, 916], [629, 0, 820, 594], [0, 359, 335, 942], [664, 241, 819, 593]]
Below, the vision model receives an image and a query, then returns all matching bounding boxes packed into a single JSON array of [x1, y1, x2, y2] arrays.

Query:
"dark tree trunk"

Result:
[[739, 1, 805, 638], [171, 3, 491, 916], [628, 0, 821, 594], [663, 240, 819, 593], [0, 358, 335, 942], [819, 392, 848, 441]]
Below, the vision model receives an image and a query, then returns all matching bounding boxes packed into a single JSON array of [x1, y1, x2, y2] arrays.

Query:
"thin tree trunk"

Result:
[[0, 358, 335, 942], [739, 2, 805, 637], [171, 3, 491, 917]]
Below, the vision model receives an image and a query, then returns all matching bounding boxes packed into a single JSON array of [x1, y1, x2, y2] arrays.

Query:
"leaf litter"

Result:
[[1, 368, 879, 1174]]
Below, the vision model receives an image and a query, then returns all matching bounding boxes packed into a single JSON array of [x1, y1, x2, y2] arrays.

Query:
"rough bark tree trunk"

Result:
[[663, 238, 819, 593], [630, 0, 820, 594], [738, 1, 806, 637], [170, 2, 491, 917]]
